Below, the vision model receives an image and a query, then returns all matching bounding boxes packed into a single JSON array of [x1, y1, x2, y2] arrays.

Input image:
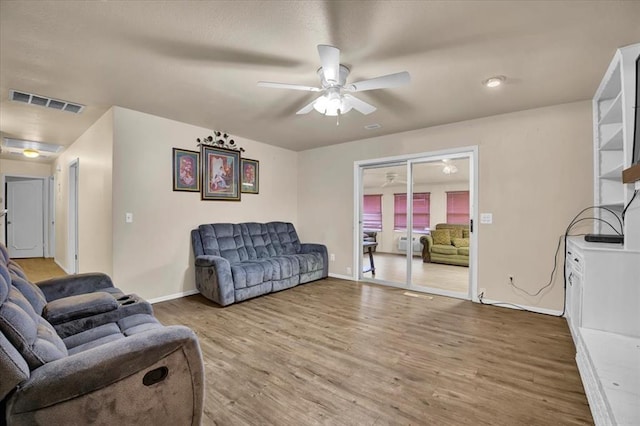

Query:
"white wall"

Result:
[[364, 181, 468, 253], [297, 101, 593, 311], [53, 109, 114, 275], [111, 107, 298, 300]]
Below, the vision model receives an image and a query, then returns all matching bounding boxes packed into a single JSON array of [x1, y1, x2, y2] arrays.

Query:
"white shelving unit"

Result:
[[592, 43, 640, 237], [571, 42, 640, 426]]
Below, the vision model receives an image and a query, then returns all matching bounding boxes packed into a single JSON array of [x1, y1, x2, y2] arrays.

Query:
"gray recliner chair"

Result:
[[0, 245, 204, 425]]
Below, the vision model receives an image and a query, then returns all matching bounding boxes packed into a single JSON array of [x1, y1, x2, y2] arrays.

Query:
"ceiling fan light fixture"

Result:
[[442, 164, 458, 175], [483, 75, 506, 88], [23, 148, 40, 158]]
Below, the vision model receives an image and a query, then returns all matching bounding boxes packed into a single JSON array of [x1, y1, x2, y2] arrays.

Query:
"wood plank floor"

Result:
[[12, 257, 67, 282], [153, 278, 593, 425], [364, 252, 469, 294]]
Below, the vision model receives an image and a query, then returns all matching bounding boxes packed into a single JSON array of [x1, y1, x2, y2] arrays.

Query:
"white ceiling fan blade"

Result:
[[343, 94, 377, 115], [257, 81, 322, 92], [345, 71, 411, 92], [296, 95, 324, 115], [317, 45, 340, 84]]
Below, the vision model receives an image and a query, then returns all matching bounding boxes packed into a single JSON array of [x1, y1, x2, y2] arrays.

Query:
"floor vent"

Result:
[[9, 89, 84, 114]]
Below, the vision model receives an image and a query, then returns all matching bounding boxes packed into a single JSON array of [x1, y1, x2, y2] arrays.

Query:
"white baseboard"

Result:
[[54, 258, 72, 275], [328, 273, 354, 281], [148, 289, 200, 304], [476, 296, 563, 316]]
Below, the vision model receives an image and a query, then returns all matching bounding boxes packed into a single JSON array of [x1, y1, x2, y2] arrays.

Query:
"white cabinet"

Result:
[[565, 237, 640, 426], [593, 43, 639, 240]]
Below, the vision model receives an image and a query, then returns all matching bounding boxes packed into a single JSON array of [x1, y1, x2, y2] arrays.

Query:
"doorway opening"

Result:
[[354, 147, 478, 300]]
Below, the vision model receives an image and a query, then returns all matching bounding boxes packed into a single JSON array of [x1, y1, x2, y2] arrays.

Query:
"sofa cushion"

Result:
[[431, 229, 451, 246], [198, 223, 250, 263], [267, 222, 301, 255], [451, 238, 469, 248], [231, 261, 273, 289], [241, 223, 276, 259], [449, 228, 463, 239], [9, 273, 47, 314], [266, 256, 299, 280], [0, 282, 68, 369], [462, 229, 470, 238], [431, 245, 458, 256], [457, 247, 470, 256], [292, 253, 324, 273]]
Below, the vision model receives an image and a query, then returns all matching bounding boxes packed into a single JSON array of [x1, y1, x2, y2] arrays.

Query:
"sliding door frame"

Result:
[[353, 146, 479, 301]]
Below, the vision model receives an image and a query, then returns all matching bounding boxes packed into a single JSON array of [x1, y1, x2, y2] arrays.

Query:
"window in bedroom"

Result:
[[363, 194, 382, 231], [446, 190, 470, 224], [394, 192, 430, 231]]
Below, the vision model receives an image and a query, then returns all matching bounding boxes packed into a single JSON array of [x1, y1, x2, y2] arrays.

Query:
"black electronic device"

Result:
[[632, 54, 640, 165], [584, 234, 624, 244]]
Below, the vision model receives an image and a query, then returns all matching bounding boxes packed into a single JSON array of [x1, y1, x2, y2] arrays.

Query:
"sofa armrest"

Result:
[[300, 243, 328, 278], [42, 291, 119, 325], [6, 326, 204, 425], [194, 255, 235, 306], [36, 273, 115, 302]]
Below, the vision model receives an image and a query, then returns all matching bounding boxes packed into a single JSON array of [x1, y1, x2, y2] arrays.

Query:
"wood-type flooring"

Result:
[[153, 278, 593, 425]]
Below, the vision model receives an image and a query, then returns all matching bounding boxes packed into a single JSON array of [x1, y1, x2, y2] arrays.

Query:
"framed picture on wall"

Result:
[[201, 146, 241, 201], [241, 158, 259, 194], [172, 148, 200, 192]]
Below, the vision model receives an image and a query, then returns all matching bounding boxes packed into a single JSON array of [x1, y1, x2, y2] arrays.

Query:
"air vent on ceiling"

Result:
[[3, 138, 64, 153], [9, 90, 85, 114]]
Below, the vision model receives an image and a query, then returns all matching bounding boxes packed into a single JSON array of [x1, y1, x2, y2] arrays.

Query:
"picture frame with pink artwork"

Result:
[[172, 148, 200, 192], [201, 146, 240, 201], [241, 158, 259, 194]]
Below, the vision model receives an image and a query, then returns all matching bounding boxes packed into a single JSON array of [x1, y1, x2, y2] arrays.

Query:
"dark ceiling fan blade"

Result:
[[258, 82, 322, 92], [343, 94, 377, 115], [345, 71, 411, 92], [296, 95, 323, 115], [317, 45, 341, 84]]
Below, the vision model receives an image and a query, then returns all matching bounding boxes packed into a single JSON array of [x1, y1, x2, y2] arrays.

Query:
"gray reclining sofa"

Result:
[[191, 222, 328, 306], [0, 244, 204, 425]]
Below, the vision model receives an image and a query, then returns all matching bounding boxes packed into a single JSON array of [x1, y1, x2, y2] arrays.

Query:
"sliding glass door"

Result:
[[356, 149, 476, 300]]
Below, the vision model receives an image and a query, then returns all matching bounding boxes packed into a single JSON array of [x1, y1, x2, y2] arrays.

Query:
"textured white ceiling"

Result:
[[1, 1, 639, 158]]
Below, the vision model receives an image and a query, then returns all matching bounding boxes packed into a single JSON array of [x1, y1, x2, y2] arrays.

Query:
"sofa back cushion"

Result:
[[0, 264, 68, 371], [431, 229, 451, 246], [241, 223, 276, 259], [9, 273, 47, 314], [267, 222, 301, 255], [198, 223, 250, 263]]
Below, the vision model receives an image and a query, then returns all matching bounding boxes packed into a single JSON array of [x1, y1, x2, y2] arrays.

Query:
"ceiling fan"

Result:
[[381, 172, 407, 187], [257, 45, 411, 122]]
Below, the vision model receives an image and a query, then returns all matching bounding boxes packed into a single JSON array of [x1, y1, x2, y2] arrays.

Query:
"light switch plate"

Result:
[[480, 213, 493, 224]]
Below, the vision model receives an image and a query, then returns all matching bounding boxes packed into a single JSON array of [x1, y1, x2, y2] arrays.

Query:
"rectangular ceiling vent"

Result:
[[3, 138, 64, 153], [9, 89, 84, 114]]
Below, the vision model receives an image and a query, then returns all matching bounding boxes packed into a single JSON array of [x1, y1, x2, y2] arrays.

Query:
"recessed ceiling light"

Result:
[[23, 148, 40, 158], [483, 76, 506, 88]]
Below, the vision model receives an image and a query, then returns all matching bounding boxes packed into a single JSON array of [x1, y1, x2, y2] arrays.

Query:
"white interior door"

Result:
[[7, 179, 45, 258]]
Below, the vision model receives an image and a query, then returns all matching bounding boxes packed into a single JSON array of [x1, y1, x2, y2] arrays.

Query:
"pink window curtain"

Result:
[[363, 194, 382, 230], [446, 191, 470, 224], [394, 193, 430, 231]]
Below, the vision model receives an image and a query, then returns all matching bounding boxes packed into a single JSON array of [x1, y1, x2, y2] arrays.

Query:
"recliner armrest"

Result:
[[195, 255, 230, 269], [36, 273, 115, 302], [42, 292, 119, 325], [299, 243, 328, 278], [6, 326, 204, 425]]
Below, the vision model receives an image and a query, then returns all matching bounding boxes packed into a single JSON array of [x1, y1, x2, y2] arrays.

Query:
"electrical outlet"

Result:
[[346, 267, 352, 275], [509, 275, 514, 284], [330, 253, 335, 261]]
